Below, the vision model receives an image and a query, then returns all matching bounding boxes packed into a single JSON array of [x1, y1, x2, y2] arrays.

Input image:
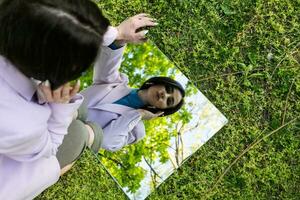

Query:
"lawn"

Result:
[[37, 0, 300, 199]]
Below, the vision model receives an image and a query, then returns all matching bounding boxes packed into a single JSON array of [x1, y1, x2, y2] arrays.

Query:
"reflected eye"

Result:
[[167, 97, 174, 107], [165, 85, 174, 94]]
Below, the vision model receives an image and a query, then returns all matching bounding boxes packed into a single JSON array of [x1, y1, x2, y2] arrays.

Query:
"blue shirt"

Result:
[[114, 89, 145, 109]]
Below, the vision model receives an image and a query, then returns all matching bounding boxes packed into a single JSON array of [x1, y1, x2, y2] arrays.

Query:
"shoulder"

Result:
[[0, 82, 50, 136]]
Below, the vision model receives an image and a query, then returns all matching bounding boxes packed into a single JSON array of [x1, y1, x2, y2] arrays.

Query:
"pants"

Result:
[[56, 104, 103, 168]]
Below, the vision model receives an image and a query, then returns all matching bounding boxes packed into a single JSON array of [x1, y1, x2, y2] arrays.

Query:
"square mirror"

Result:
[[95, 41, 228, 200]]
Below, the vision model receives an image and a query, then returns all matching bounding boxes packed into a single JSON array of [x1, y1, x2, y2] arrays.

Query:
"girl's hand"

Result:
[[38, 80, 80, 104], [138, 109, 164, 120], [115, 13, 158, 45]]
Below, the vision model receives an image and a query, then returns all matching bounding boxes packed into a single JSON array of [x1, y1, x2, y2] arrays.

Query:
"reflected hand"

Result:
[[115, 13, 158, 45], [138, 109, 164, 120], [38, 80, 80, 104]]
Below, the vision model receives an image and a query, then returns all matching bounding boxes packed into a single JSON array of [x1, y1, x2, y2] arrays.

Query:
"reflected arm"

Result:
[[93, 27, 127, 85], [101, 110, 145, 152]]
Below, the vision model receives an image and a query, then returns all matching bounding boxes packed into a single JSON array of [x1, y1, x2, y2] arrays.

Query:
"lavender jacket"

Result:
[[0, 26, 118, 200], [81, 40, 146, 152], [0, 56, 83, 199]]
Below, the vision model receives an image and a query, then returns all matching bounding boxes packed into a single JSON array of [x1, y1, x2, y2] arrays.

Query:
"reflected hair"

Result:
[[0, 0, 109, 89], [139, 76, 185, 116]]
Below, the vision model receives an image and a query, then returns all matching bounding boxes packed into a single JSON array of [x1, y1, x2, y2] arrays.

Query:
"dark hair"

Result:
[[139, 76, 185, 116], [0, 0, 109, 89]]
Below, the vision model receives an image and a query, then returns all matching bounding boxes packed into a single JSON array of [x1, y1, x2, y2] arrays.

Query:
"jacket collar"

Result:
[[100, 83, 132, 104], [0, 55, 37, 101]]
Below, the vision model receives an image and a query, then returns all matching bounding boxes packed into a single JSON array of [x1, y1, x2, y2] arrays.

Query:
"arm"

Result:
[[101, 110, 145, 152], [92, 38, 126, 85], [36, 81, 83, 158], [0, 95, 83, 162], [0, 77, 83, 162], [47, 94, 84, 155], [93, 13, 157, 85]]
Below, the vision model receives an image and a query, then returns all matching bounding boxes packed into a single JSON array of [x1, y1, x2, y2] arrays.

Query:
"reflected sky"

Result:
[[98, 42, 228, 200]]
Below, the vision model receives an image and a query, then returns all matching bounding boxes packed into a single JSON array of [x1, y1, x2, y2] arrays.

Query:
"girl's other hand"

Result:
[[115, 13, 158, 45]]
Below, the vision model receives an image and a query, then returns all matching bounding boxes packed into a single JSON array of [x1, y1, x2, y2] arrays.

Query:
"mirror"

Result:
[[87, 41, 228, 200]]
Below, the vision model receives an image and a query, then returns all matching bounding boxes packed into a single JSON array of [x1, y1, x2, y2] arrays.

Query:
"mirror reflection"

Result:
[[82, 41, 227, 200]]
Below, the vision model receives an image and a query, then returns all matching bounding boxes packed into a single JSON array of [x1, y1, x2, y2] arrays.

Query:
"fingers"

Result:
[[116, 13, 158, 44], [135, 17, 158, 29], [61, 83, 71, 98], [127, 28, 147, 43], [157, 112, 164, 117], [58, 80, 80, 103], [135, 13, 149, 18], [153, 112, 164, 119], [39, 80, 54, 103], [61, 83, 72, 103], [134, 13, 155, 23], [38, 80, 80, 104], [70, 80, 81, 98], [136, 30, 149, 40], [133, 15, 157, 42], [52, 86, 64, 102]]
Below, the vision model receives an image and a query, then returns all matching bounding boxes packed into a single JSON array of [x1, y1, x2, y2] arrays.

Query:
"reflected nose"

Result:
[[159, 90, 165, 100], [159, 90, 171, 101]]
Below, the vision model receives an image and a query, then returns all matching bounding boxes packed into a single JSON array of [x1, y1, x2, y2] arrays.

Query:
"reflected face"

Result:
[[146, 84, 182, 109]]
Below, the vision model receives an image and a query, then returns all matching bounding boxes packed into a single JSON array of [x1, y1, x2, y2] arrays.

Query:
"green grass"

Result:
[[37, 0, 300, 199]]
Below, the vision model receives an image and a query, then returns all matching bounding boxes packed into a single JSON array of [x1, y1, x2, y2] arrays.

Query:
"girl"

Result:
[[0, 0, 109, 199]]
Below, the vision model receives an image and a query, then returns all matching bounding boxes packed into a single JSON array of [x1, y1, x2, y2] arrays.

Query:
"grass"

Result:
[[37, 0, 300, 199]]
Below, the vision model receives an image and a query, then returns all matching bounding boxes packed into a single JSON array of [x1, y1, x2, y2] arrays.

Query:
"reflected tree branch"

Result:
[[161, 142, 176, 151], [143, 157, 164, 181], [168, 153, 177, 169], [179, 132, 184, 163], [182, 121, 201, 133], [175, 122, 184, 166], [178, 123, 187, 164], [176, 121, 202, 166], [150, 171, 157, 189], [175, 133, 179, 166]]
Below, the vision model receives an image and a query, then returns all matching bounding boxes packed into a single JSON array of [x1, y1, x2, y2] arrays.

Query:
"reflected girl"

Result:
[[80, 19, 186, 152], [57, 14, 185, 175], [82, 76, 185, 152]]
